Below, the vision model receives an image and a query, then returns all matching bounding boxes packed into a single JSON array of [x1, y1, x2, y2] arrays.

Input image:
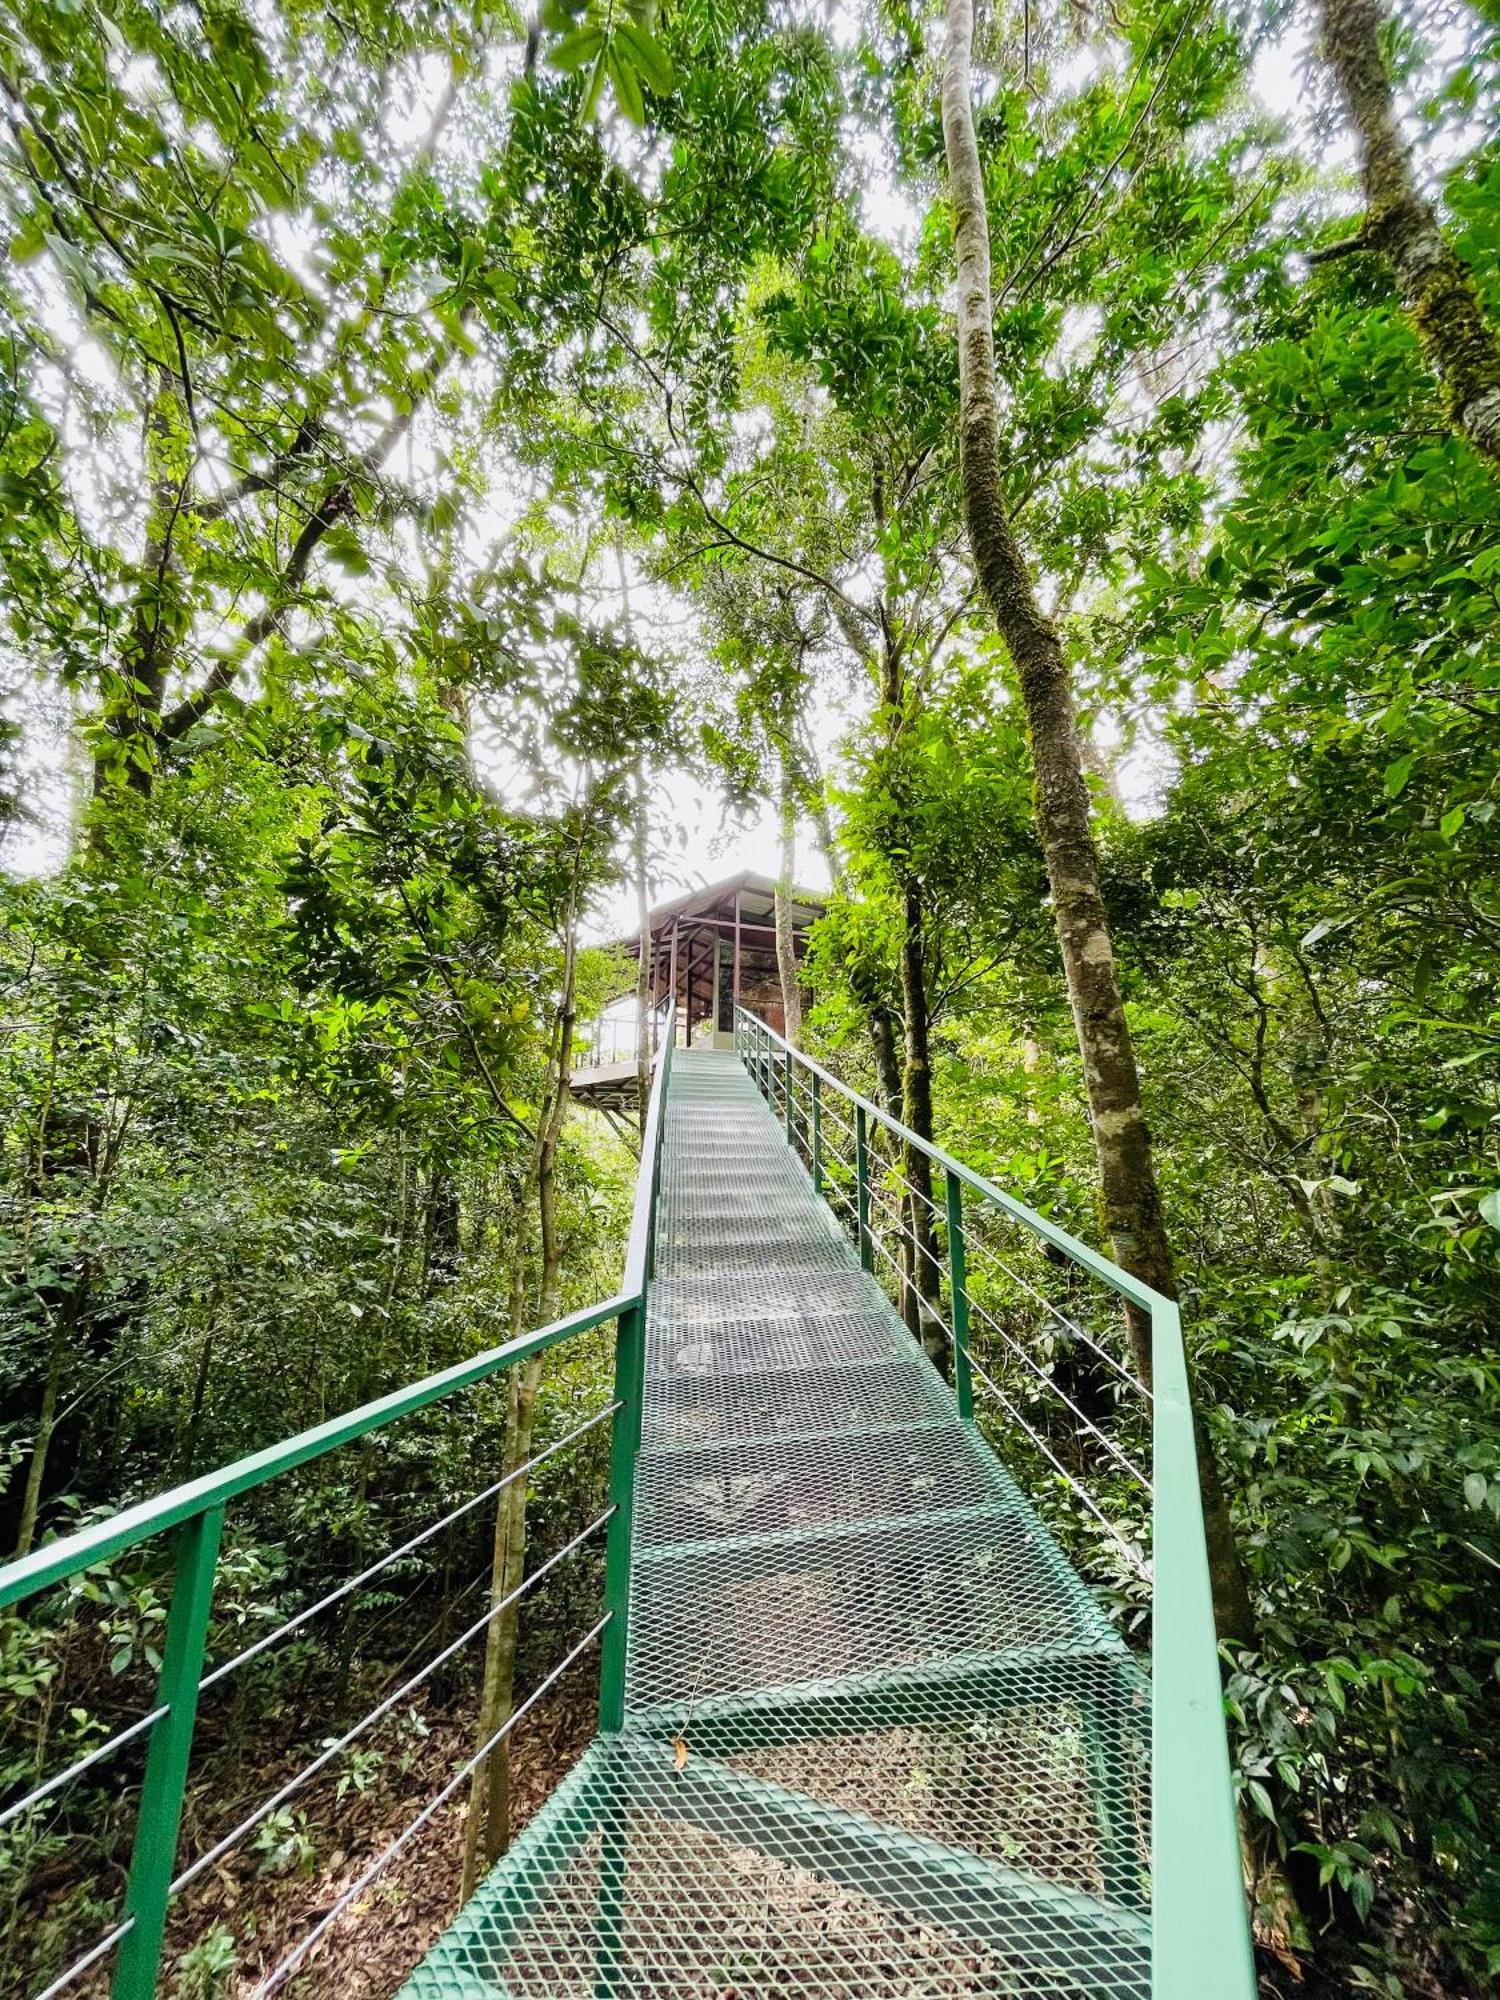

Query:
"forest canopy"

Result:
[[1, 0, 1498, 1995]]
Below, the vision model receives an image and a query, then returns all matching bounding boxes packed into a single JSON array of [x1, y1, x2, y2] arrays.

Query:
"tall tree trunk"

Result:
[[461, 878, 582, 1893], [806, 761, 846, 898], [13, 1318, 67, 1560], [940, 0, 1252, 1645], [177, 1322, 216, 1481], [897, 883, 948, 1376], [774, 754, 803, 1046], [870, 589, 949, 1375], [868, 1001, 904, 1118], [460, 1243, 532, 1901], [1315, 0, 1500, 469], [634, 774, 652, 1129], [92, 366, 187, 807]]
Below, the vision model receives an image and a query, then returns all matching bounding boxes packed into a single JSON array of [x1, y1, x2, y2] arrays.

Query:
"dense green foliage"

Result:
[[2, 0, 1499, 1993]]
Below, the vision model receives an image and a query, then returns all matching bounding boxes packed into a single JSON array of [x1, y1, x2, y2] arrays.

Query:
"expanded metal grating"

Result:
[[402, 1051, 1151, 1998]]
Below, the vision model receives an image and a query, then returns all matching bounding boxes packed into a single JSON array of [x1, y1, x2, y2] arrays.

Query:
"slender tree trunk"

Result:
[[460, 1242, 530, 1901], [867, 1002, 904, 1119], [178, 1322, 216, 1480], [1315, 0, 1500, 468], [634, 775, 652, 1128], [461, 879, 582, 1892], [896, 885, 948, 1375], [940, 0, 1252, 1645], [774, 754, 803, 1046], [92, 367, 186, 806], [806, 762, 846, 898], [13, 1319, 67, 1560], [869, 592, 949, 1373]]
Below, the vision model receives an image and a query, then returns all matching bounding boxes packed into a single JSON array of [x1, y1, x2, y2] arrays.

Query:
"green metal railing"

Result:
[[0, 1014, 675, 2000], [733, 1006, 1254, 2000]]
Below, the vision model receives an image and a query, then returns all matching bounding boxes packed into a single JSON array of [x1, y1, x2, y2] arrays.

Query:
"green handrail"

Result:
[[599, 1008, 675, 1727], [732, 1005, 1254, 2000], [0, 1006, 677, 2000]]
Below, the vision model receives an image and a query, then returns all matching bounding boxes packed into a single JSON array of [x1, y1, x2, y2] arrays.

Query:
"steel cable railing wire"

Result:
[[0, 1704, 168, 1837], [0, 1407, 619, 1848], [862, 1182, 1154, 1503], [170, 1506, 615, 1896], [27, 1917, 136, 2000], [199, 1402, 620, 1695], [966, 1350, 1152, 1579], [873, 1156, 1143, 1411], [6, 1423, 622, 2000], [253, 1613, 612, 1996], [851, 1215, 1150, 1575], [961, 1229, 1150, 1399], [960, 1289, 1152, 1493], [0, 1025, 680, 2000], [743, 1014, 1152, 1554]]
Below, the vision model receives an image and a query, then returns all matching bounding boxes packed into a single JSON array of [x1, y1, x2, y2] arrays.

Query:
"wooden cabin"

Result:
[[640, 869, 826, 1044], [570, 871, 826, 1120]]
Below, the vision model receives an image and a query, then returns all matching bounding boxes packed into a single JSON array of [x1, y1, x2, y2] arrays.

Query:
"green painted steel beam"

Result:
[[113, 1506, 223, 2000], [624, 1636, 1140, 1747], [598, 1304, 644, 1731], [1149, 1296, 1257, 2000], [944, 1166, 976, 1422], [397, 1742, 614, 1997], [633, 1496, 1024, 1568]]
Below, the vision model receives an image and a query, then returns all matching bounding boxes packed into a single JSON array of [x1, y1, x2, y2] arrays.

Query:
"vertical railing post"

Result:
[[599, 1299, 646, 1732], [810, 1072, 822, 1194], [854, 1104, 873, 1273], [944, 1167, 975, 1422], [784, 1046, 795, 1148], [112, 1504, 223, 2000]]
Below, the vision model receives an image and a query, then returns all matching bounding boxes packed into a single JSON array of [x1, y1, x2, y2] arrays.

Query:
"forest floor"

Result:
[[216, 1667, 598, 1998], [40, 1662, 600, 2000]]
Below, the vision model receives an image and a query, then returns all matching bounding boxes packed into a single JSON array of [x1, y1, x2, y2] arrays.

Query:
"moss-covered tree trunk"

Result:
[[1315, 0, 1500, 468], [940, 0, 1251, 1644]]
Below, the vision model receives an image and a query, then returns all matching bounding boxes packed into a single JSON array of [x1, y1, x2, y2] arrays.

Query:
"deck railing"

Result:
[[0, 1005, 1253, 2000], [734, 1005, 1254, 2000], [0, 1014, 675, 2000]]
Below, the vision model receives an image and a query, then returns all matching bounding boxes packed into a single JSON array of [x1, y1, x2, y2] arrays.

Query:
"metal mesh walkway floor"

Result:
[[403, 1051, 1152, 1998]]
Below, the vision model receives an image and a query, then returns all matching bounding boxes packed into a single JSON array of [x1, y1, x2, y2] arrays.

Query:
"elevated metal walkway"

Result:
[[403, 1051, 1156, 1997], [0, 1021, 1251, 2000]]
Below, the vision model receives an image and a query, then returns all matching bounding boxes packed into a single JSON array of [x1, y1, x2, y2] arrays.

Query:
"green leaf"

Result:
[[1383, 754, 1415, 798], [616, 22, 675, 95], [549, 25, 603, 73], [1479, 1189, 1500, 1231], [580, 48, 608, 120], [1463, 1472, 1488, 1510], [608, 47, 646, 124]]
